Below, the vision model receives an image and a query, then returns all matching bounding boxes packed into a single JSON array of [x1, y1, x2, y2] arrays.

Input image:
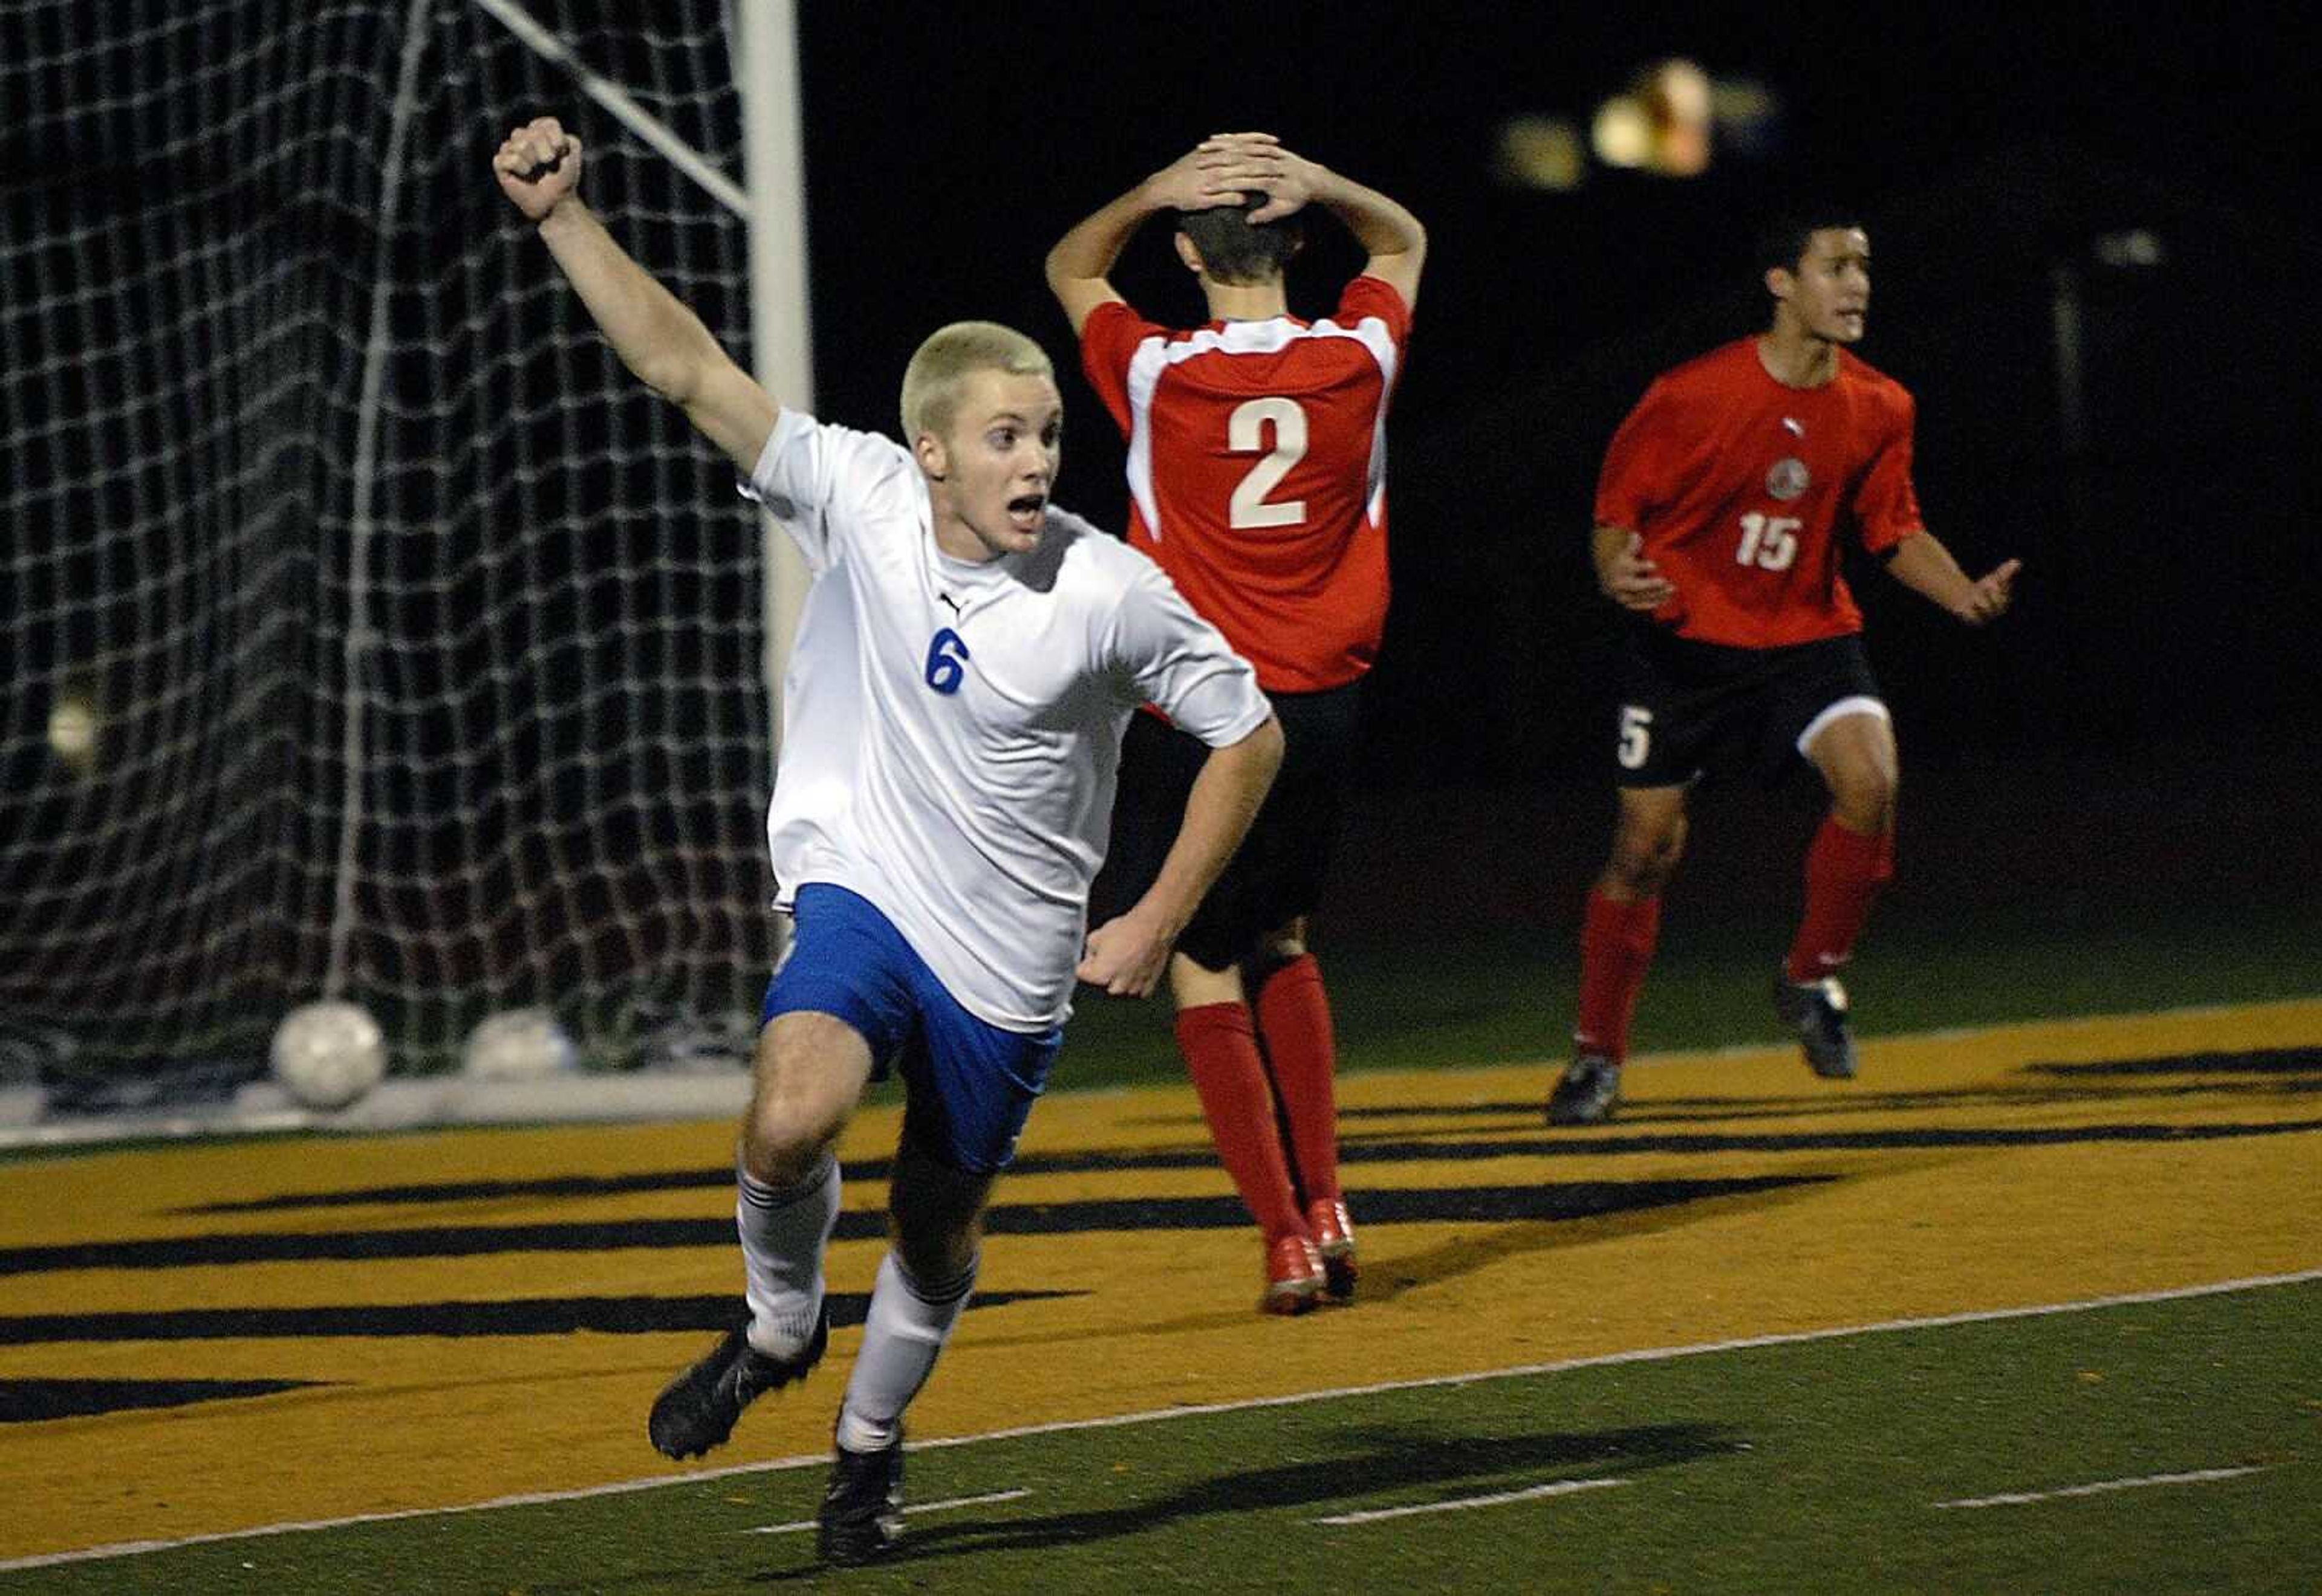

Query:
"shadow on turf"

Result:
[[748, 1420, 1742, 1576]]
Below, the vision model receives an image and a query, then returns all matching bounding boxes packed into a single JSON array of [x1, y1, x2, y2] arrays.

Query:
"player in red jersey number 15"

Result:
[[1547, 212, 2019, 1126]]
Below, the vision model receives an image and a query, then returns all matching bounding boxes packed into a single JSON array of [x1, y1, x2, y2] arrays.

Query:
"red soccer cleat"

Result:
[[1261, 1233, 1325, 1315], [1307, 1198, 1358, 1303]]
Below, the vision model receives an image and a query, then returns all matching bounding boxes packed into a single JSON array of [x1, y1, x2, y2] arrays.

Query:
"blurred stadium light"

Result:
[[1493, 114, 1589, 192], [1504, 60, 1783, 189]]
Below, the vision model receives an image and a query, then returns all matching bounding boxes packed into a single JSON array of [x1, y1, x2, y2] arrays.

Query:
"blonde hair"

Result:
[[899, 321, 1053, 444]]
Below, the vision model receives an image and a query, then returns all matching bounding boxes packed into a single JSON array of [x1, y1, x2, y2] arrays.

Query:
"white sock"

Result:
[[833, 1250, 975, 1452], [737, 1152, 841, 1359]]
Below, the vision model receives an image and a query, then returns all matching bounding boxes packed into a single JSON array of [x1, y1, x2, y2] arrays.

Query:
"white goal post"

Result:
[[0, 1, 813, 1100]]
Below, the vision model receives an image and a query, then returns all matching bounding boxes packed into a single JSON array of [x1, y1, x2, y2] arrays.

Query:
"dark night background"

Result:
[[788, 1, 2318, 942], [792, 2, 2320, 766], [1, 1, 2314, 1079]]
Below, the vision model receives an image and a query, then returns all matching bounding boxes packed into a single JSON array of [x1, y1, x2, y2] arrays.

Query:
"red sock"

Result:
[[1176, 1003, 1305, 1245], [1785, 816, 1894, 982], [1575, 890, 1661, 1062], [1254, 955, 1339, 1203]]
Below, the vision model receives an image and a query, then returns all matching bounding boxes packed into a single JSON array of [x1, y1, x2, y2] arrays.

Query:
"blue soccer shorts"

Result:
[[762, 883, 1061, 1175]]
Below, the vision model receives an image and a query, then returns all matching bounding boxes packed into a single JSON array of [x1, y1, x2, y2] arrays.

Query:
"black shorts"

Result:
[[1608, 627, 1885, 788], [1096, 683, 1362, 973]]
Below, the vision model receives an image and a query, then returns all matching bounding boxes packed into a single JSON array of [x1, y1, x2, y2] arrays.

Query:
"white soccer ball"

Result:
[[461, 1008, 579, 1082], [270, 1000, 388, 1110]]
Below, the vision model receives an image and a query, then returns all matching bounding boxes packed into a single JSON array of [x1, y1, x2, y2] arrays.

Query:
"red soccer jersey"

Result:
[[1595, 338, 1924, 648], [1079, 275, 1412, 693]]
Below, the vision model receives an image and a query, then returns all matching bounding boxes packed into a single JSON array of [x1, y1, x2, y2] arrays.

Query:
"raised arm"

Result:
[[493, 116, 778, 474], [1882, 531, 2021, 626], [1077, 713, 1284, 997], [1043, 143, 1269, 335], [1215, 133, 1428, 305]]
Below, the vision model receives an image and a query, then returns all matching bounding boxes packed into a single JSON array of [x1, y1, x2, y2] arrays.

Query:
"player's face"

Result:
[[1778, 229, 1872, 343], [922, 369, 1062, 561]]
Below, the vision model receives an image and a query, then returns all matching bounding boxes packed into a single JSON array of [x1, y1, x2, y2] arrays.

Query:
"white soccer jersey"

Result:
[[744, 408, 1271, 1030]]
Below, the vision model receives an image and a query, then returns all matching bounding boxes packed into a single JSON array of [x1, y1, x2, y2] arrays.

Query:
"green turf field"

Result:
[[1059, 895, 2322, 1091], [7, 1275, 2312, 1593]]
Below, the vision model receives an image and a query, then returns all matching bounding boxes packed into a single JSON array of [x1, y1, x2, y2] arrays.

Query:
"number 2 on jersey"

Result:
[[1735, 512, 1800, 571], [1227, 397, 1309, 530]]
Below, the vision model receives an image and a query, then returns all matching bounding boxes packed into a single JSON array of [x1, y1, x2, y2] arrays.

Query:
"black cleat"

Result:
[[1546, 1053, 1622, 1126], [1775, 975, 1858, 1079], [818, 1430, 906, 1566], [647, 1309, 828, 1460]]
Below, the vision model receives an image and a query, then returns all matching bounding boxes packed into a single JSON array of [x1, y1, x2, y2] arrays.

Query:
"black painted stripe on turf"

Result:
[[0, 1289, 1078, 1346], [2028, 1046, 2322, 1077], [1, 1176, 1824, 1277], [173, 1075, 2321, 1217], [2, 1378, 323, 1423]]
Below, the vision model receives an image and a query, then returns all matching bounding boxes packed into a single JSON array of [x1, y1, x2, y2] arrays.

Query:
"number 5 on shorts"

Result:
[[1618, 705, 1653, 770]]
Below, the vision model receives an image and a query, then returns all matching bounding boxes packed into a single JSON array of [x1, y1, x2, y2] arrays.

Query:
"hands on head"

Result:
[[493, 115, 583, 221], [1150, 131, 1316, 225]]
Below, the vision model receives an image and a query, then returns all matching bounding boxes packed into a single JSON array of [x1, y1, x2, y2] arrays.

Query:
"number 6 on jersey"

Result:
[[923, 628, 971, 695]]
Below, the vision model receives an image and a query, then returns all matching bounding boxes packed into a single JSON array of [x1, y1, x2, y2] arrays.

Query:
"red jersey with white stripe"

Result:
[[1080, 275, 1412, 692], [1596, 338, 1924, 649]]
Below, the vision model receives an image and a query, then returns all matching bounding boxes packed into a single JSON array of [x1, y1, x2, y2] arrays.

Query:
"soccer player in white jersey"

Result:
[[494, 117, 1282, 1568]]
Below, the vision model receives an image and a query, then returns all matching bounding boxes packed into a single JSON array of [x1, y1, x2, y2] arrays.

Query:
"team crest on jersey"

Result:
[[1766, 457, 1811, 501]]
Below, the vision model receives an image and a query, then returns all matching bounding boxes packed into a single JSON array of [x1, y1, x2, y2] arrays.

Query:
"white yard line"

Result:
[[1315, 1477, 1627, 1525], [1933, 1466, 2264, 1510], [7, 1266, 2315, 1573], [747, 1487, 1030, 1535]]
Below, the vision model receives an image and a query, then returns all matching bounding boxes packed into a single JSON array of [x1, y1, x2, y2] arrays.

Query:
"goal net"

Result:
[[0, 1, 776, 1103]]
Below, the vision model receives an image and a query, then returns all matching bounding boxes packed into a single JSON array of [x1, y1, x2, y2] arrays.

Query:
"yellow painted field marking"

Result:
[[2, 999, 2315, 1561]]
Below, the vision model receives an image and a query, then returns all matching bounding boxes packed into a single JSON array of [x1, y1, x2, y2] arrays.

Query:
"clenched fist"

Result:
[[493, 115, 583, 222]]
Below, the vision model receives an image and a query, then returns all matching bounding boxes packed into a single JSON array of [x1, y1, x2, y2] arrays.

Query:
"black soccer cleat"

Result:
[[1546, 1053, 1622, 1126], [1775, 974, 1858, 1079], [647, 1308, 828, 1460], [818, 1429, 906, 1566]]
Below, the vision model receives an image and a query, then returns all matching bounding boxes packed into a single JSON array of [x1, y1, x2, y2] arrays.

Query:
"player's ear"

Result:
[[1172, 232, 1205, 277], [914, 432, 950, 482], [1764, 264, 1794, 304]]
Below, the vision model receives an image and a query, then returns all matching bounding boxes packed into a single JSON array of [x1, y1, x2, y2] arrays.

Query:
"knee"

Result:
[[893, 1219, 979, 1289], [1605, 819, 1684, 895], [740, 1083, 841, 1189], [738, 1115, 824, 1190], [1829, 766, 1899, 834]]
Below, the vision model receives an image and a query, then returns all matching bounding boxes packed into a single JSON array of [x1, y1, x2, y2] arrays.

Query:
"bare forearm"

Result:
[[1311, 166, 1426, 273], [1045, 185, 1156, 294], [1884, 530, 1976, 615], [1133, 718, 1285, 936], [536, 198, 726, 404]]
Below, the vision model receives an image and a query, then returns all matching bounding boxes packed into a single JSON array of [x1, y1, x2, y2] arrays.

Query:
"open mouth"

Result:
[[1006, 493, 1046, 529]]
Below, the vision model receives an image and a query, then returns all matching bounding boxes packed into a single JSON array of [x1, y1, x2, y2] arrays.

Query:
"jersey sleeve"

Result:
[[1593, 378, 1683, 530], [739, 407, 913, 574], [1078, 300, 1166, 436], [1104, 567, 1272, 747], [1852, 389, 1925, 554], [1337, 273, 1414, 354]]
